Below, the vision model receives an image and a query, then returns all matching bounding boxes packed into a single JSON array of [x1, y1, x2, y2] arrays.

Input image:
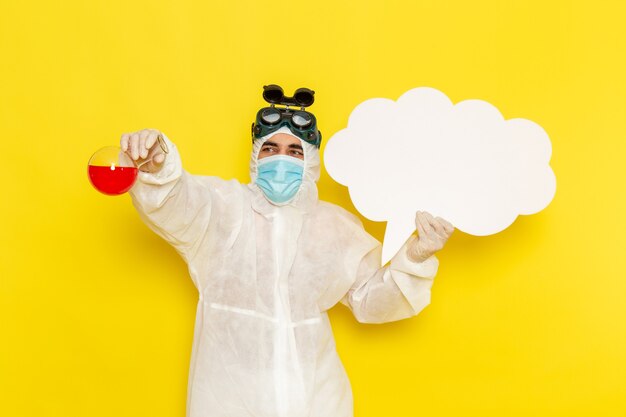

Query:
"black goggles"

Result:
[[251, 84, 322, 148], [252, 107, 322, 147]]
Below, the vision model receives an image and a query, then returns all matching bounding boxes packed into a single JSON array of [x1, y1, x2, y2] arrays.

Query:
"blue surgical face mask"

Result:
[[255, 155, 305, 205]]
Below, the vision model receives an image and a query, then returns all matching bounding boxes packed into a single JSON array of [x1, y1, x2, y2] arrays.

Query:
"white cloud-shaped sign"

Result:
[[324, 87, 556, 264]]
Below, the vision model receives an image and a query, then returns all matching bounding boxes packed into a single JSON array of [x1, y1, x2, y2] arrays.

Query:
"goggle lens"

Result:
[[293, 88, 314, 107], [261, 108, 281, 124], [262, 85, 284, 104], [292, 112, 312, 128]]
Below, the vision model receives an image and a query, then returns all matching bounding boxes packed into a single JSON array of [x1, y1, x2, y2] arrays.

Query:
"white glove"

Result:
[[406, 211, 454, 263], [120, 128, 168, 173]]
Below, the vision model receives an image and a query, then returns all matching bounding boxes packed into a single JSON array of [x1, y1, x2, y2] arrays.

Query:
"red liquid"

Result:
[[88, 165, 138, 195]]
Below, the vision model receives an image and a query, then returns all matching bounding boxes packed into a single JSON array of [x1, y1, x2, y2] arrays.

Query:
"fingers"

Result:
[[123, 129, 162, 161], [120, 129, 166, 173], [416, 211, 455, 237], [120, 133, 130, 152], [416, 211, 445, 237], [139, 130, 150, 159], [415, 211, 427, 238], [130, 132, 140, 160], [436, 216, 455, 235], [153, 153, 165, 164], [145, 131, 159, 151], [416, 211, 436, 238], [138, 153, 165, 173], [410, 211, 455, 261]]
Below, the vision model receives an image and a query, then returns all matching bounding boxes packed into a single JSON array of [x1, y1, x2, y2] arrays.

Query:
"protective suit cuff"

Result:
[[390, 240, 439, 279], [135, 132, 183, 186], [391, 270, 433, 315]]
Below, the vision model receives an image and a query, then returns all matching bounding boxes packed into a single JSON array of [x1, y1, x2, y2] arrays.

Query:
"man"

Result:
[[121, 90, 453, 417]]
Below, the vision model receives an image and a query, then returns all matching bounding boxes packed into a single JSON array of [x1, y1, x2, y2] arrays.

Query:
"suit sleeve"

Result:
[[340, 235, 439, 324], [128, 133, 213, 263]]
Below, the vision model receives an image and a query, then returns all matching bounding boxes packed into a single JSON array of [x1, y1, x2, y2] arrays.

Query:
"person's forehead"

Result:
[[266, 133, 302, 146]]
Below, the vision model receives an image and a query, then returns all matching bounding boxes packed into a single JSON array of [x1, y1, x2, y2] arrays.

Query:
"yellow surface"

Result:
[[1, 1, 625, 416]]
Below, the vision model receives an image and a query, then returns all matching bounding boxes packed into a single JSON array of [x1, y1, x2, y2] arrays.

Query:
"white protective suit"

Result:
[[129, 128, 439, 417]]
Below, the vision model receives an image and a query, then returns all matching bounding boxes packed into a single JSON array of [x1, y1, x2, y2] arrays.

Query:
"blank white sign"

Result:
[[324, 87, 556, 264]]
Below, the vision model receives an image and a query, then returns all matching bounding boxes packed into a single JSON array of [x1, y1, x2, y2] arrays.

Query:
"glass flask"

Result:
[[87, 136, 168, 196]]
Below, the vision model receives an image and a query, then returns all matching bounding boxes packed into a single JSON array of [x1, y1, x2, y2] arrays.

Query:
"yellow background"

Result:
[[1, 1, 625, 416]]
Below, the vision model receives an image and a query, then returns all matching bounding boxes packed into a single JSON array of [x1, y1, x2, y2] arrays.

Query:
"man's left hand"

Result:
[[406, 211, 455, 263]]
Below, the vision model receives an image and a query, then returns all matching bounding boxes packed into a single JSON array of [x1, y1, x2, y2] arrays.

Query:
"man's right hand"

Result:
[[120, 128, 167, 173]]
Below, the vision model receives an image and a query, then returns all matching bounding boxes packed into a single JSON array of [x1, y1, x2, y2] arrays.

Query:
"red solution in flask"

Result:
[[88, 164, 138, 195], [88, 140, 167, 196]]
